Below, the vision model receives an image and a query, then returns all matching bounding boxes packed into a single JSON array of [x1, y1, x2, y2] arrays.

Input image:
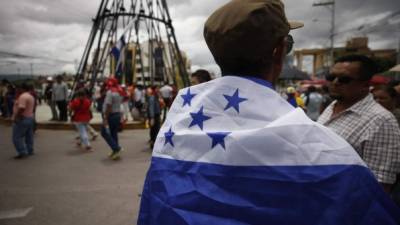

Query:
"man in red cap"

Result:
[[101, 77, 125, 160]]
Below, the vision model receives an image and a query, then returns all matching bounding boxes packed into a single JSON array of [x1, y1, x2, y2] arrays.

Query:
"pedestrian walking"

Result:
[[5, 83, 16, 119], [11, 83, 35, 159], [69, 89, 93, 151], [146, 86, 161, 149], [52, 75, 68, 121], [121, 84, 131, 123], [0, 79, 9, 117], [134, 85, 145, 118], [101, 77, 124, 160], [303, 86, 323, 121], [159, 83, 173, 122], [286, 86, 305, 109], [44, 77, 58, 121]]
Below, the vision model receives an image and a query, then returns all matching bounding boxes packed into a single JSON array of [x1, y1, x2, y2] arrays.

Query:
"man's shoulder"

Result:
[[363, 100, 394, 121], [17, 93, 34, 105], [108, 91, 122, 99], [392, 108, 400, 118], [354, 101, 399, 133]]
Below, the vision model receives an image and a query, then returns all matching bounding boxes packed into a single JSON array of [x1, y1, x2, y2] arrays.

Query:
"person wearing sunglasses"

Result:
[[318, 54, 400, 194]]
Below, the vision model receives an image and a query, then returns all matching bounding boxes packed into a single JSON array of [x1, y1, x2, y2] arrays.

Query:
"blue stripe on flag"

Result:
[[111, 35, 126, 76], [111, 47, 120, 59], [242, 76, 275, 89], [138, 157, 400, 225]]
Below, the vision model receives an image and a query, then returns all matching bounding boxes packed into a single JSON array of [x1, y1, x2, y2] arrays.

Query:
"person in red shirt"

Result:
[[69, 89, 93, 151]]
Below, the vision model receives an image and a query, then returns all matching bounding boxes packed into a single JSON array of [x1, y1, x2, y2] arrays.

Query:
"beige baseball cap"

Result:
[[204, 0, 303, 63]]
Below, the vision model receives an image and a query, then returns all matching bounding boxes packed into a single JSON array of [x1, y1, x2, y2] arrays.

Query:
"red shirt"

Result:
[[69, 97, 92, 122]]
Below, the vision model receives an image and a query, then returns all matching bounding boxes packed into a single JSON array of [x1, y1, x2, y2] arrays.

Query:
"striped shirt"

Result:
[[318, 94, 400, 184]]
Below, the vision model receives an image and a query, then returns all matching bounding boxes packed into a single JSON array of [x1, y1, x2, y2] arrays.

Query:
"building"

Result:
[[109, 40, 191, 87], [86, 39, 191, 88], [294, 37, 398, 78]]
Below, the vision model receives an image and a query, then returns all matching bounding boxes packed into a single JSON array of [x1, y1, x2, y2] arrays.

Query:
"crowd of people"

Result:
[[2, 0, 400, 222], [1, 69, 213, 160], [2, 58, 400, 193]]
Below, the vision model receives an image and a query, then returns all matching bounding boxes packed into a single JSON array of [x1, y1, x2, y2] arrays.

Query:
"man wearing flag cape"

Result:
[[137, 0, 400, 224]]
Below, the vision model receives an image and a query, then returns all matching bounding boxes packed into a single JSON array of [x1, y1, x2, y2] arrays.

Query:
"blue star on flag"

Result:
[[164, 127, 175, 147], [207, 132, 231, 150], [224, 89, 248, 113], [181, 88, 196, 107], [189, 106, 211, 130]]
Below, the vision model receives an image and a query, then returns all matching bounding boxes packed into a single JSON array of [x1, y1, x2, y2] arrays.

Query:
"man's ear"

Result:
[[269, 38, 286, 82], [272, 38, 286, 63], [360, 80, 371, 92]]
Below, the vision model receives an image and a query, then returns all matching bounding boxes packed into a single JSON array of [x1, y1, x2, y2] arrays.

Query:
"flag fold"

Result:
[[138, 76, 400, 225]]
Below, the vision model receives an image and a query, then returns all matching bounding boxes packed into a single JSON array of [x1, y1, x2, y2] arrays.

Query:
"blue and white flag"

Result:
[[110, 19, 136, 76], [111, 35, 126, 75], [137, 76, 400, 225]]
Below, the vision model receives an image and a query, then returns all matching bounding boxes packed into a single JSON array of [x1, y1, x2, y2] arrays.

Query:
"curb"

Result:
[[0, 118, 146, 130]]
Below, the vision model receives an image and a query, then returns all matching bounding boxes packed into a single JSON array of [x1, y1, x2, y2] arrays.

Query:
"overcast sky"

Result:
[[0, 0, 399, 75]]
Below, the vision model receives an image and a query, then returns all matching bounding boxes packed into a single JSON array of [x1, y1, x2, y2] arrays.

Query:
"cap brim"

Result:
[[289, 21, 304, 30]]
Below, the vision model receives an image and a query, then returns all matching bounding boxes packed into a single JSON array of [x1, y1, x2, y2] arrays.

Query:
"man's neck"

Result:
[[333, 93, 368, 115]]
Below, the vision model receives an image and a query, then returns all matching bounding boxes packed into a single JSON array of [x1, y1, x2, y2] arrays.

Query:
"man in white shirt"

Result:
[[159, 84, 173, 121], [52, 75, 68, 121]]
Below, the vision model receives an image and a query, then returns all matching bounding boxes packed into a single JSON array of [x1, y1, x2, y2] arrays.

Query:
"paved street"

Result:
[[0, 125, 152, 225], [31, 104, 142, 126]]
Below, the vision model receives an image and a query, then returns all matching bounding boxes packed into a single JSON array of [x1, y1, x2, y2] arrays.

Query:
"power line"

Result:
[[0, 50, 74, 64], [334, 10, 400, 37]]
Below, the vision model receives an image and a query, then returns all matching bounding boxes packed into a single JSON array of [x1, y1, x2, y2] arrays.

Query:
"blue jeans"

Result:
[[12, 117, 34, 155], [101, 113, 121, 152], [75, 123, 90, 146]]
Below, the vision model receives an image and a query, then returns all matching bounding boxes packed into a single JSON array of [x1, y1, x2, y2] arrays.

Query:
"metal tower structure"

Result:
[[72, 0, 190, 92]]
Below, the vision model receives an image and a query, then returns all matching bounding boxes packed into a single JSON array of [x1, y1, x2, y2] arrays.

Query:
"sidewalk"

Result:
[[0, 104, 145, 130]]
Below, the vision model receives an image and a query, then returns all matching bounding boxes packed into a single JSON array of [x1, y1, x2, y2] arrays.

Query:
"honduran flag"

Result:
[[110, 19, 136, 77], [111, 35, 126, 76], [137, 76, 400, 225]]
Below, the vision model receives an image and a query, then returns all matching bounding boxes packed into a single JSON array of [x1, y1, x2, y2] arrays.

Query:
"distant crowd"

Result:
[[282, 74, 400, 128], [1, 59, 399, 205], [0, 69, 212, 159]]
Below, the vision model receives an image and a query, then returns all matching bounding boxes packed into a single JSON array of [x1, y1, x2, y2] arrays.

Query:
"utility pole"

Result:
[[397, 37, 400, 64], [30, 63, 33, 78], [313, 0, 335, 66]]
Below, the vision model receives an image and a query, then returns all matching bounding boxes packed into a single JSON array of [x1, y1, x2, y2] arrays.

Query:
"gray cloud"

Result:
[[0, 0, 398, 75], [285, 0, 400, 48]]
